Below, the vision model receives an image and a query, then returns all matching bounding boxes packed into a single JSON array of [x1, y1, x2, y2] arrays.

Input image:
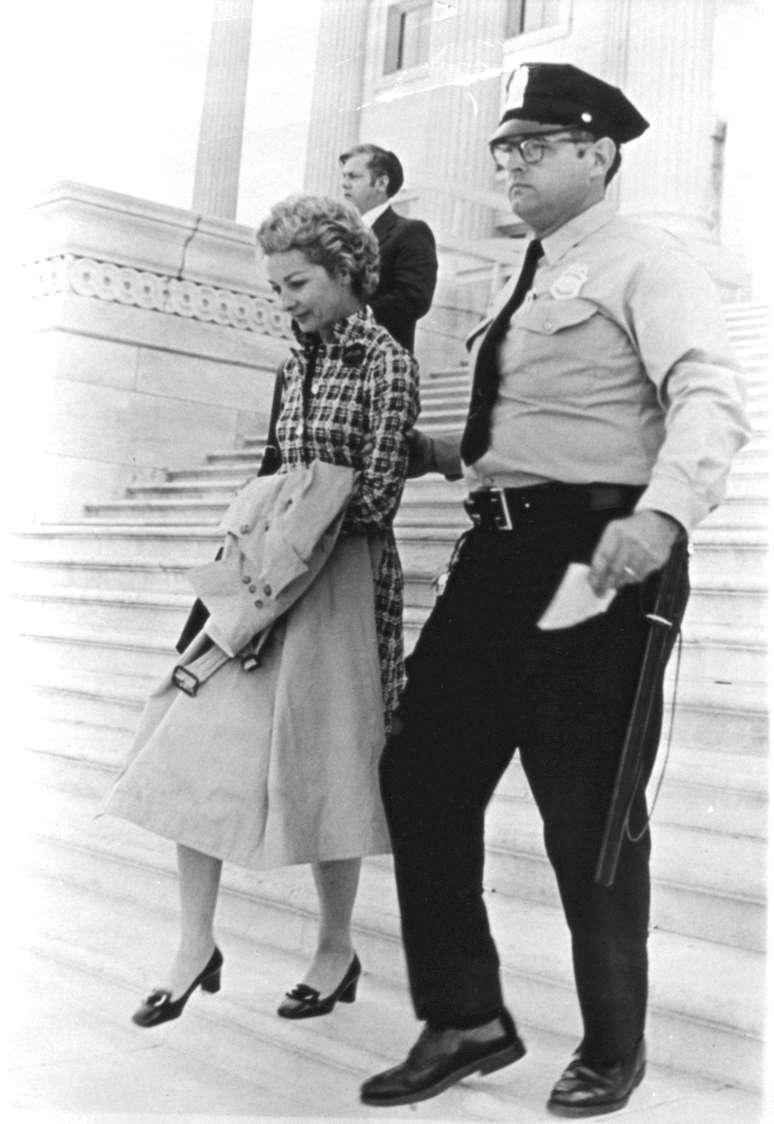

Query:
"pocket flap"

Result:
[[516, 298, 598, 335]]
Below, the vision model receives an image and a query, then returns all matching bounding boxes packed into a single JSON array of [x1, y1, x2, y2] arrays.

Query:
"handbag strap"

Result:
[[258, 362, 286, 477]]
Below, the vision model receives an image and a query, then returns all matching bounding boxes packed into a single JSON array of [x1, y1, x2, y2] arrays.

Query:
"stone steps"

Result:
[[21, 762, 765, 1090], [12, 297, 769, 1104], [394, 522, 770, 587], [78, 488, 769, 528], [401, 612, 767, 688], [27, 711, 768, 834], [10, 556, 767, 632], [14, 597, 767, 689], [21, 683, 770, 790], [19, 873, 764, 1122], [12, 521, 769, 588], [403, 566, 766, 626], [28, 741, 766, 953], [13, 517, 768, 579]]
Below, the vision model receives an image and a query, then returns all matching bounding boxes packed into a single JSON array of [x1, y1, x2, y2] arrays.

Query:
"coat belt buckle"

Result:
[[172, 665, 200, 697]]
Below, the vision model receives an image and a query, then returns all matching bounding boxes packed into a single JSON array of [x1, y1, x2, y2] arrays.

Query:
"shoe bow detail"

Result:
[[285, 983, 320, 1002], [145, 989, 173, 1009], [276, 954, 361, 1020], [131, 947, 223, 1029]]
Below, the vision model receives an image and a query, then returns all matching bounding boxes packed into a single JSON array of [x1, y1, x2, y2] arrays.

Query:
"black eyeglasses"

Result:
[[490, 133, 591, 168]]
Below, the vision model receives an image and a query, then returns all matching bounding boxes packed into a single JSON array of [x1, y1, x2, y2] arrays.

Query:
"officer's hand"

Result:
[[588, 510, 682, 596], [406, 428, 436, 477]]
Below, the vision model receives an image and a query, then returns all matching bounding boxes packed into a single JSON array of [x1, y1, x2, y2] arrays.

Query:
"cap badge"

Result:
[[504, 65, 529, 110], [550, 264, 589, 300]]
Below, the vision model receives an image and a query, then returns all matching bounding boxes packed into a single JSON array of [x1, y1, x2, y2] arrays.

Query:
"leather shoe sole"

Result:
[[361, 1034, 526, 1107], [547, 1044, 646, 1117]]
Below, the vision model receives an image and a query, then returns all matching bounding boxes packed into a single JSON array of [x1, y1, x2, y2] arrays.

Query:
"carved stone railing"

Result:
[[23, 182, 293, 523], [27, 253, 291, 337]]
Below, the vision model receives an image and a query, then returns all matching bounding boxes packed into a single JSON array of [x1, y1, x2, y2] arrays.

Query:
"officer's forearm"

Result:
[[407, 429, 463, 479], [432, 431, 464, 479]]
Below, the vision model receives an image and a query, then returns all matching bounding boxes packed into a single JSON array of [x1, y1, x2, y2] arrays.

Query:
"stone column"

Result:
[[602, 0, 716, 237], [419, 0, 508, 240], [192, 0, 254, 219], [303, 0, 370, 197]]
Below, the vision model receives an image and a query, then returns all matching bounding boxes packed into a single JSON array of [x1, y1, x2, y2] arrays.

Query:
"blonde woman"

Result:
[[105, 195, 420, 1026]]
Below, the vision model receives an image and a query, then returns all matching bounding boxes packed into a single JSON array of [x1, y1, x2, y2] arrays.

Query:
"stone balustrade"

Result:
[[23, 181, 291, 524]]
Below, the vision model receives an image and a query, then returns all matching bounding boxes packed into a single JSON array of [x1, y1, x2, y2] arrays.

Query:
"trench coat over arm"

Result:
[[102, 462, 391, 870], [190, 462, 357, 657]]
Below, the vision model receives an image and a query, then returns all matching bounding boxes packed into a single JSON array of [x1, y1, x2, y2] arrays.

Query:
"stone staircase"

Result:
[[13, 303, 768, 1105]]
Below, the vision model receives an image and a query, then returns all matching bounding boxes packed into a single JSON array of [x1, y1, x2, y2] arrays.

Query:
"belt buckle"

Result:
[[491, 488, 513, 530], [465, 487, 513, 531]]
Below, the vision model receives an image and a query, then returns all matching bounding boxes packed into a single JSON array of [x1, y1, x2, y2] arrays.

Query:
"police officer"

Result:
[[360, 63, 749, 1116]]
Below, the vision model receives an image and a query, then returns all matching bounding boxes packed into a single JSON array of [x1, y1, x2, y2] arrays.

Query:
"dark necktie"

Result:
[[460, 239, 544, 465]]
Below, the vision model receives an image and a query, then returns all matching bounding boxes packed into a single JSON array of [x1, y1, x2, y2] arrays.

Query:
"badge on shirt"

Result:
[[550, 264, 589, 300]]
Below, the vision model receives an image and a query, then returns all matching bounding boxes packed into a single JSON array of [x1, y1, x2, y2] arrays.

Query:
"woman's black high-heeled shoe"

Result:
[[132, 946, 223, 1028], [277, 953, 361, 1019]]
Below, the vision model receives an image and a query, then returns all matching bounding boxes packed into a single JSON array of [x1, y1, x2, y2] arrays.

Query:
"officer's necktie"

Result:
[[460, 238, 544, 466]]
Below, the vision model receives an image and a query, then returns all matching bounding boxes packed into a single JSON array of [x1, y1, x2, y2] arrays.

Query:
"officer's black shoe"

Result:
[[547, 1038, 646, 1117], [360, 1009, 526, 1107]]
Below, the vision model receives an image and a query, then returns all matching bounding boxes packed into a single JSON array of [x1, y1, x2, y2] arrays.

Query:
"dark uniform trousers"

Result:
[[380, 491, 689, 1064]]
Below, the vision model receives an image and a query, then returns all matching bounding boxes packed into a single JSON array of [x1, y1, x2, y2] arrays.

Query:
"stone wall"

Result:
[[23, 182, 291, 523]]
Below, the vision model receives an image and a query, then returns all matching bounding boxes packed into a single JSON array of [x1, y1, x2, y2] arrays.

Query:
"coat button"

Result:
[[253, 599, 263, 608], [249, 584, 257, 593], [241, 575, 251, 584], [263, 584, 272, 596], [240, 523, 250, 534]]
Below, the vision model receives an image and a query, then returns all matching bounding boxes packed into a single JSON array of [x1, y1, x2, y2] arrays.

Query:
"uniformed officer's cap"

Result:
[[490, 63, 649, 146]]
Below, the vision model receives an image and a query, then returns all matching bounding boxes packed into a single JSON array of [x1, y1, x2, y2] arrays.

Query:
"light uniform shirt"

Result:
[[361, 201, 391, 228], [462, 199, 750, 531]]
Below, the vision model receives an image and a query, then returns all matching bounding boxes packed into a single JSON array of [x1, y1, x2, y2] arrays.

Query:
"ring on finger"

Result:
[[623, 565, 638, 579]]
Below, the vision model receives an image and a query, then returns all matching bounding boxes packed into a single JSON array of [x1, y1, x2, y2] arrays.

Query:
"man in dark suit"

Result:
[[340, 143, 437, 353]]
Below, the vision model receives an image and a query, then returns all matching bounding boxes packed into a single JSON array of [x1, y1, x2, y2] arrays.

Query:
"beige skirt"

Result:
[[101, 535, 390, 869]]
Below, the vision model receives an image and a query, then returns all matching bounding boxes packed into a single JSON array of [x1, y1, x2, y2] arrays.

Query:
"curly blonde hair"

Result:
[[257, 194, 380, 300]]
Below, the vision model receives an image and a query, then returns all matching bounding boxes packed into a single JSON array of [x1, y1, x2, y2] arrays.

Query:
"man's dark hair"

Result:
[[339, 143, 404, 197], [568, 130, 622, 185], [605, 148, 622, 185]]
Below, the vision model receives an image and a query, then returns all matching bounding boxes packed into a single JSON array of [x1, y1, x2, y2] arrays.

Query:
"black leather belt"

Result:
[[464, 483, 645, 531]]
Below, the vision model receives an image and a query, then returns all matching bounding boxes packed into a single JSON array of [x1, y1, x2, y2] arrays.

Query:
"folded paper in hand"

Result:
[[537, 563, 616, 630]]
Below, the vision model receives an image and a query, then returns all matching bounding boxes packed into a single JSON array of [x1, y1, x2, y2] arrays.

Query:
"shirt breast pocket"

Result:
[[516, 296, 599, 336], [510, 297, 602, 399]]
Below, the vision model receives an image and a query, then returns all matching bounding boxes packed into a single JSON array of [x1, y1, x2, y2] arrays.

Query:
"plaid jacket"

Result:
[[276, 307, 420, 718]]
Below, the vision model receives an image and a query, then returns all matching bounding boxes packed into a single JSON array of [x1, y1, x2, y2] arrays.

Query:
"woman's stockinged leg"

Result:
[[163, 843, 222, 998], [301, 857, 361, 994]]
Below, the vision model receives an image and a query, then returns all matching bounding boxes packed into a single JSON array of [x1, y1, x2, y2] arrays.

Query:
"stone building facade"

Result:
[[24, 0, 760, 521], [302, 0, 754, 292]]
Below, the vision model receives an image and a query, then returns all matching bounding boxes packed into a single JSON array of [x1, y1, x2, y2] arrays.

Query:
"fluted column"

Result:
[[192, 0, 253, 219], [303, 0, 370, 197], [602, 0, 716, 237], [420, 0, 507, 240]]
